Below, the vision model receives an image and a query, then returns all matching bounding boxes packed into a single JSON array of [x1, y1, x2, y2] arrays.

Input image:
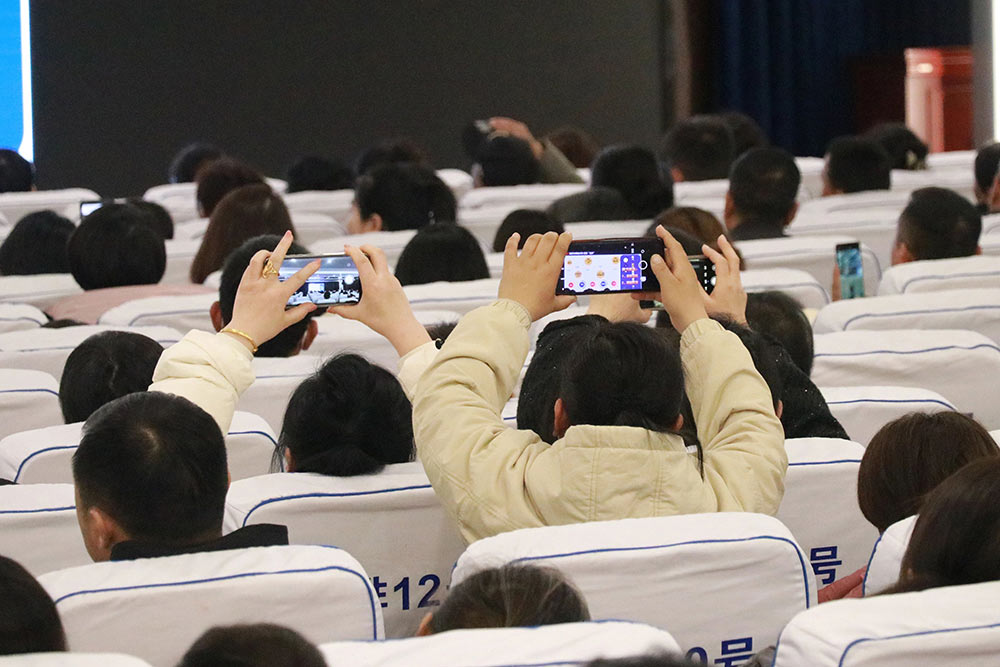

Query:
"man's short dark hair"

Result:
[[728, 147, 801, 225], [0, 149, 34, 193], [168, 143, 224, 184], [493, 210, 564, 252], [826, 136, 891, 193], [717, 111, 769, 157], [195, 158, 265, 217], [72, 392, 228, 545], [219, 235, 319, 357], [974, 142, 1000, 196], [67, 203, 166, 290], [659, 116, 736, 181], [125, 199, 174, 240], [355, 138, 429, 176], [476, 135, 540, 186], [897, 187, 982, 261], [0, 211, 74, 276], [355, 163, 457, 230], [179, 624, 325, 667], [745, 291, 814, 376], [285, 155, 355, 193]]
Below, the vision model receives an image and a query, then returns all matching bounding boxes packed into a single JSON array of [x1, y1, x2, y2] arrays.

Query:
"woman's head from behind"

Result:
[[590, 145, 674, 219], [0, 211, 74, 276], [0, 556, 66, 655], [68, 203, 166, 290], [492, 210, 564, 252], [858, 411, 999, 533], [277, 354, 415, 476], [395, 223, 489, 286], [348, 163, 457, 234]]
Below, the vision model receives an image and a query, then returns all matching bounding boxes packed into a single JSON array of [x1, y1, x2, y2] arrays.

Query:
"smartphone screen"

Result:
[[835, 242, 865, 299], [279, 253, 362, 307], [689, 256, 717, 294], [557, 238, 662, 295], [80, 200, 107, 218]]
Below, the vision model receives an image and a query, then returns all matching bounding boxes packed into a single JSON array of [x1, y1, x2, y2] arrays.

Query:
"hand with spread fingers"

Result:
[[700, 234, 748, 325], [640, 225, 711, 333], [497, 231, 576, 321]]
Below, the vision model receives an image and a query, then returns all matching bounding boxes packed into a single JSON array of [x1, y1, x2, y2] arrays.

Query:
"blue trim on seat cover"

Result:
[[837, 621, 1000, 667], [14, 445, 78, 482], [241, 484, 433, 527]]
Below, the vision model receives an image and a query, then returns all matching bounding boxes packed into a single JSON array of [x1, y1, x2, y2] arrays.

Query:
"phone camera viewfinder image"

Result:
[[557, 238, 662, 296], [279, 254, 362, 307]]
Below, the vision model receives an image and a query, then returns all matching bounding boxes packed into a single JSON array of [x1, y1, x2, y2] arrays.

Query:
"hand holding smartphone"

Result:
[[279, 253, 362, 307], [835, 242, 865, 300]]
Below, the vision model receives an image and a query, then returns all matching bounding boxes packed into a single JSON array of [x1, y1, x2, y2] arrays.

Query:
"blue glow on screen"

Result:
[[0, 0, 31, 160]]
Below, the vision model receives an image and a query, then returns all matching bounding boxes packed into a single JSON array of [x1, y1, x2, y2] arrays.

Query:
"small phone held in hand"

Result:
[[835, 242, 865, 299], [556, 238, 663, 295], [279, 253, 362, 308]]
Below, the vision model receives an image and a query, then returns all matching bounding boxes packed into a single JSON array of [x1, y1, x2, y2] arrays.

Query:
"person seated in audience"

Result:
[[648, 208, 744, 269], [0, 148, 34, 193], [716, 110, 769, 158], [544, 125, 602, 169], [211, 235, 320, 357], [179, 623, 325, 667], [744, 291, 814, 376], [195, 157, 266, 217], [658, 115, 735, 182], [125, 198, 174, 239], [275, 353, 415, 475], [865, 123, 928, 171], [285, 155, 355, 193], [0, 555, 66, 655], [466, 116, 583, 186], [395, 223, 490, 286], [973, 141, 1000, 213], [474, 134, 541, 187], [59, 331, 164, 424], [355, 137, 430, 176], [890, 186, 981, 265], [821, 136, 891, 196], [546, 185, 633, 223], [724, 147, 801, 241], [73, 392, 289, 562], [493, 209, 565, 252], [0, 210, 74, 275], [190, 183, 297, 284], [168, 142, 224, 184], [415, 563, 589, 635], [346, 162, 457, 233], [882, 457, 1000, 594]]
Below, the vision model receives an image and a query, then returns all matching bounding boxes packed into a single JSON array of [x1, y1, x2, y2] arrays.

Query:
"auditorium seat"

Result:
[[460, 206, 526, 247], [313, 229, 416, 267], [0, 303, 47, 333], [982, 212, 1000, 236], [319, 621, 682, 667], [239, 354, 323, 432], [171, 217, 207, 241], [890, 168, 975, 201], [404, 277, 501, 315], [162, 239, 202, 285], [283, 189, 354, 223], [436, 168, 475, 199], [563, 220, 653, 238], [0, 654, 153, 666], [0, 369, 63, 441], [779, 438, 878, 584], [788, 209, 899, 269], [224, 462, 466, 637], [796, 156, 826, 198], [862, 515, 915, 596], [0, 325, 182, 379], [459, 183, 587, 210], [794, 190, 911, 219], [0, 411, 278, 484], [0, 273, 82, 309], [289, 210, 345, 247], [0, 188, 100, 223], [674, 178, 730, 201], [741, 268, 830, 309], [925, 149, 976, 170], [811, 329, 1000, 429], [877, 255, 1000, 295], [737, 236, 881, 298], [772, 580, 1000, 666], [0, 483, 90, 576], [451, 513, 815, 660], [820, 386, 956, 445], [98, 293, 216, 332], [39, 545, 382, 665]]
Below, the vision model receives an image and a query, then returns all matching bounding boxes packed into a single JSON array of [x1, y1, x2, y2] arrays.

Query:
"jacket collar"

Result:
[[558, 424, 688, 451], [110, 523, 289, 561]]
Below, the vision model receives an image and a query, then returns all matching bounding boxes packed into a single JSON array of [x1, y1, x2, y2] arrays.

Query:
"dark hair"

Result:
[[858, 412, 999, 533], [866, 123, 928, 170], [545, 126, 602, 169], [745, 291, 813, 376], [717, 111, 769, 157], [425, 321, 458, 342], [729, 147, 801, 227], [825, 136, 891, 193], [168, 143, 224, 184], [0, 149, 34, 193], [179, 623, 324, 667], [974, 142, 1000, 197], [493, 209, 565, 252], [0, 211, 74, 275], [590, 145, 674, 219], [659, 116, 735, 181], [355, 138, 429, 176], [354, 163, 456, 231], [429, 564, 590, 633], [191, 184, 295, 284], [277, 354, 414, 476], [545, 187, 634, 224], [649, 208, 745, 269], [476, 135, 540, 186], [888, 458, 1000, 594], [0, 556, 66, 655], [395, 224, 489, 286], [644, 224, 708, 256], [195, 158, 265, 217], [72, 392, 228, 545], [68, 203, 166, 290], [286, 155, 355, 193], [59, 331, 164, 424], [896, 187, 982, 261], [219, 235, 318, 357], [125, 198, 174, 240]]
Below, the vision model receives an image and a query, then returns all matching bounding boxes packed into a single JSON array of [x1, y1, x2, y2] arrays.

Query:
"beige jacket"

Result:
[[408, 300, 787, 543]]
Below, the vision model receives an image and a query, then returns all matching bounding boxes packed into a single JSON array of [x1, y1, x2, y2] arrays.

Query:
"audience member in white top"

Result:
[[820, 136, 891, 196]]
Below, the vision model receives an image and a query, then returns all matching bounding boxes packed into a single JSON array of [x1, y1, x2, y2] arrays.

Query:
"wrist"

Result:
[[384, 316, 432, 357], [220, 327, 258, 353]]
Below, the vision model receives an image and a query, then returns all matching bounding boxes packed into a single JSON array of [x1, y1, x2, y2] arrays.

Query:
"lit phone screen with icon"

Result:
[[835, 242, 865, 299], [279, 253, 361, 307], [556, 238, 663, 295]]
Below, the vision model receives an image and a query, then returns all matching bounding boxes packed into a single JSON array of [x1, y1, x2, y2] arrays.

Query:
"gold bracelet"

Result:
[[221, 328, 258, 353]]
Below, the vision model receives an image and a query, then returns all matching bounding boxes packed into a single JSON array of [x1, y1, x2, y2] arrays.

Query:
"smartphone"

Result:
[[689, 256, 717, 294], [79, 199, 125, 218], [557, 238, 663, 295], [835, 242, 865, 299], [279, 253, 362, 307]]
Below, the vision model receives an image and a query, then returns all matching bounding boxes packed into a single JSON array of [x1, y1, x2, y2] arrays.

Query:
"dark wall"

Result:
[[30, 1, 670, 196]]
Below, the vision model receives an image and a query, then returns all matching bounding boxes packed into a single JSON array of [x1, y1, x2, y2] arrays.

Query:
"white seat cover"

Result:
[[40, 544, 382, 666], [811, 329, 1000, 429], [0, 325, 181, 379], [0, 411, 277, 484], [461, 207, 521, 248], [451, 513, 815, 661], [772, 579, 1000, 666], [788, 209, 899, 269], [877, 255, 1000, 295], [239, 354, 323, 432], [460, 183, 587, 210], [982, 212, 1000, 236], [0, 654, 152, 666], [0, 303, 47, 333], [795, 190, 910, 219], [674, 178, 730, 200], [320, 621, 681, 667], [225, 463, 466, 637], [0, 483, 90, 575], [563, 220, 653, 239], [796, 156, 826, 199], [813, 288, 1000, 344], [172, 217, 208, 241], [862, 515, 916, 596], [925, 150, 976, 170], [436, 168, 474, 199], [890, 168, 975, 201], [0, 274, 82, 308], [741, 268, 830, 309], [779, 438, 878, 583], [0, 369, 62, 441], [98, 292, 216, 332], [820, 386, 956, 445], [737, 235, 882, 298], [144, 182, 196, 203], [289, 210, 345, 247], [283, 189, 354, 223], [313, 229, 416, 267], [404, 278, 500, 315], [162, 239, 201, 285], [0, 188, 100, 222]]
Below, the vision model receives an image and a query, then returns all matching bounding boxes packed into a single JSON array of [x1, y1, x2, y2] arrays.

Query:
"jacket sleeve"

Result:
[[148, 331, 255, 434], [396, 340, 438, 401], [411, 300, 553, 542], [681, 318, 788, 514], [537, 139, 585, 184]]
